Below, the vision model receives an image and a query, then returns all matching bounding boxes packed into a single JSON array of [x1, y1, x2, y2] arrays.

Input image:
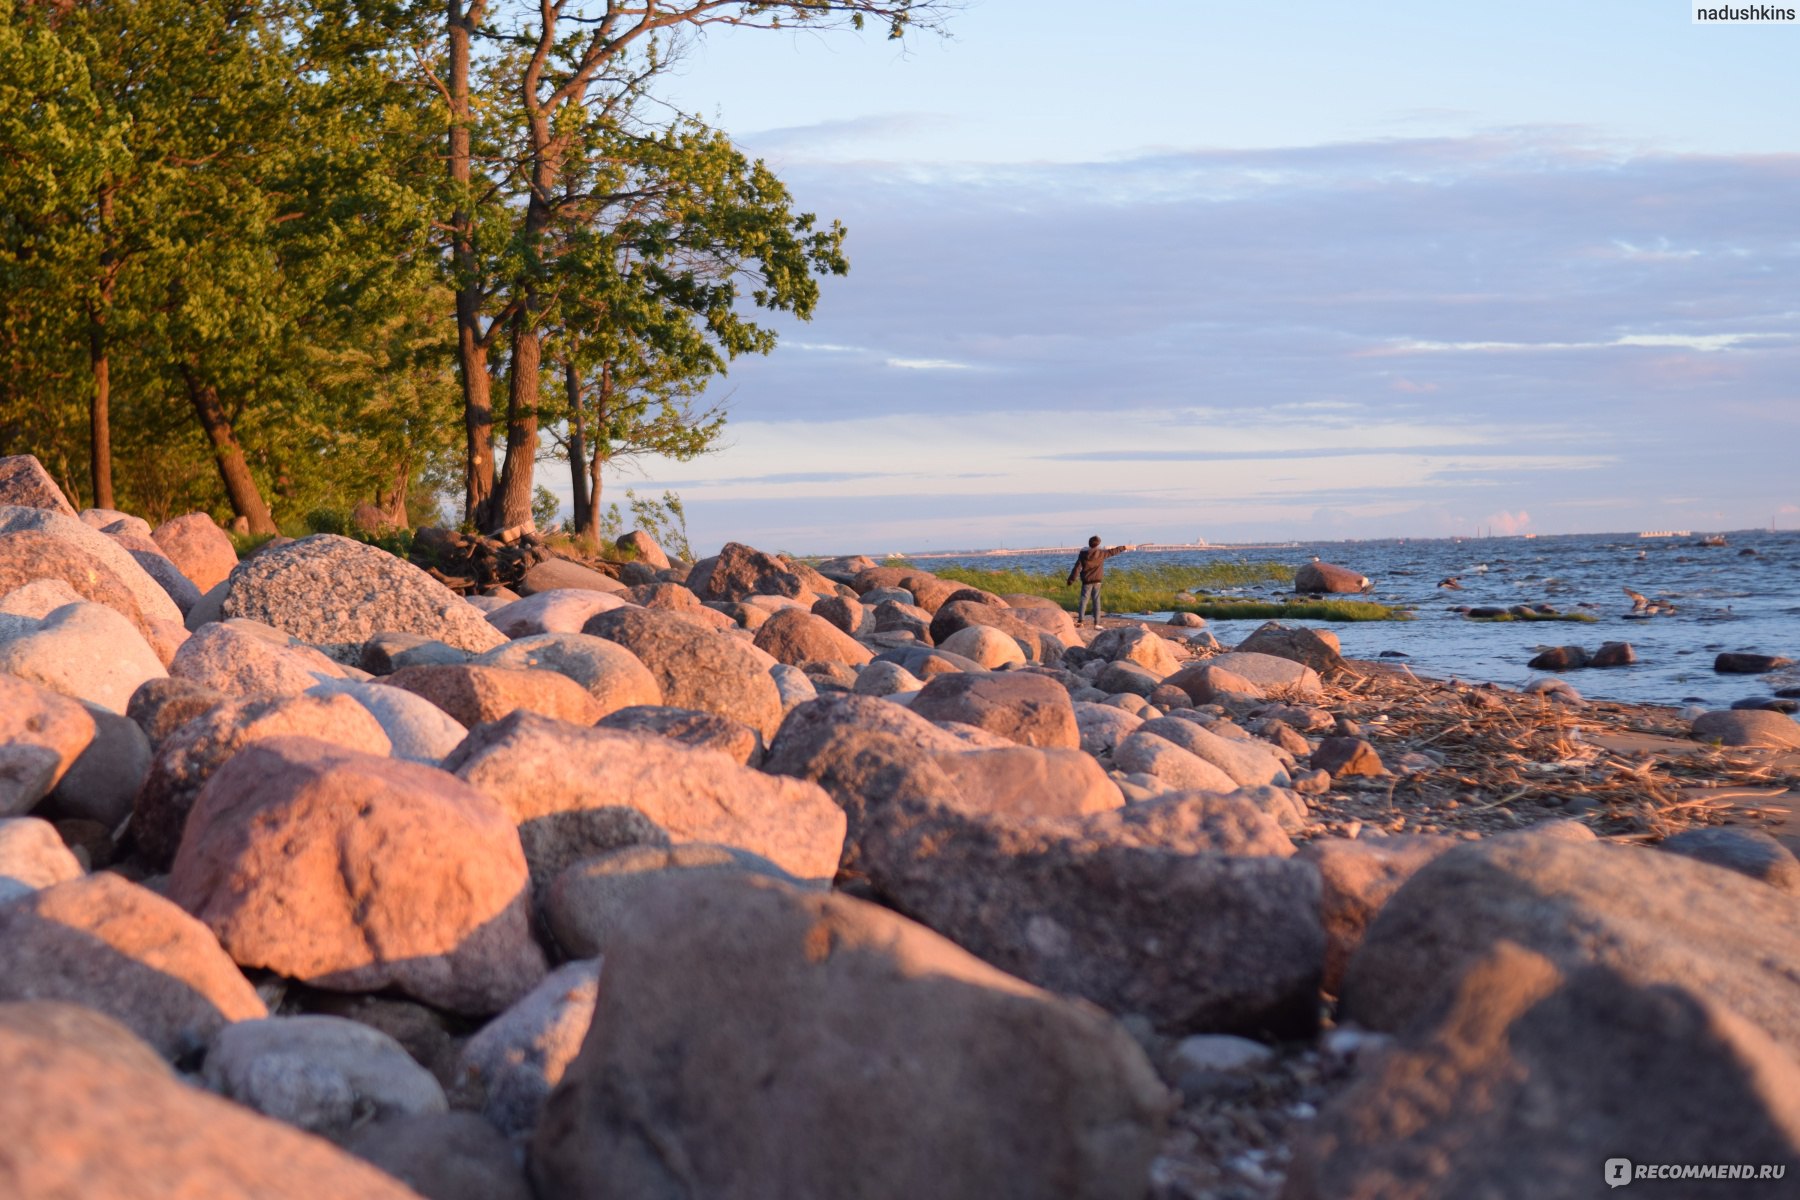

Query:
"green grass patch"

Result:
[[1465, 610, 1599, 623], [903, 560, 1407, 621]]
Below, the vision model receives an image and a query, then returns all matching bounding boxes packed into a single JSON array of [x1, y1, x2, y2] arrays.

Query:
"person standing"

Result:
[[1066, 536, 1136, 627]]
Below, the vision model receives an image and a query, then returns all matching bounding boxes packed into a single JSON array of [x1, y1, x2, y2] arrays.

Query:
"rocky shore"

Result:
[[1, 451, 1798, 1199]]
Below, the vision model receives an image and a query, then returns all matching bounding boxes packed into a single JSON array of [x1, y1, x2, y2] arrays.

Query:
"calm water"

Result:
[[918, 530, 1800, 713]]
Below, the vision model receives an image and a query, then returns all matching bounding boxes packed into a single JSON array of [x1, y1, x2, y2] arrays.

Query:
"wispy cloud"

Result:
[[885, 357, 979, 371]]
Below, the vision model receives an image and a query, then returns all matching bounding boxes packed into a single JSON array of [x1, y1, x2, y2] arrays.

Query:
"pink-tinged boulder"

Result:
[[596, 704, 764, 766], [515, 557, 631, 597], [447, 711, 844, 882], [1137, 715, 1292, 787], [811, 593, 863, 635], [0, 454, 76, 515], [1186, 650, 1323, 701], [1692, 708, 1800, 750], [1112, 730, 1238, 792], [1164, 662, 1266, 705], [221, 534, 507, 663], [529, 871, 1169, 1200], [583, 607, 783, 740], [168, 738, 546, 1015], [126, 676, 230, 747], [152, 511, 239, 593], [0, 675, 96, 815], [931, 746, 1124, 818], [0, 505, 182, 624], [1293, 561, 1369, 594], [1233, 620, 1347, 676], [473, 631, 660, 717], [1312, 735, 1388, 778], [928, 600, 1045, 663], [616, 529, 671, 570], [382, 663, 603, 728], [1297, 834, 1460, 993], [907, 671, 1080, 749], [0, 872, 265, 1060], [168, 620, 349, 696], [0, 1002, 427, 1199], [0, 816, 84, 903], [0, 600, 166, 713], [82, 508, 152, 537], [0, 528, 158, 639], [752, 606, 873, 668], [1090, 624, 1183, 675], [690, 541, 809, 602], [941, 623, 1028, 669], [482, 588, 631, 637], [133, 692, 392, 870], [107, 530, 202, 615]]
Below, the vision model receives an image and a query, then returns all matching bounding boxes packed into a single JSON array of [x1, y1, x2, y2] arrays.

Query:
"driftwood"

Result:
[[408, 525, 608, 595]]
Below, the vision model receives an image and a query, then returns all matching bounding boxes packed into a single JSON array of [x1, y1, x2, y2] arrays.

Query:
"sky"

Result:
[[563, 0, 1800, 554]]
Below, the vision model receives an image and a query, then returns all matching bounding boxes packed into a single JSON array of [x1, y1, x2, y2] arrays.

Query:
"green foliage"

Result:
[[585, 489, 694, 563], [1465, 611, 1599, 623], [532, 485, 562, 531], [1174, 599, 1408, 621]]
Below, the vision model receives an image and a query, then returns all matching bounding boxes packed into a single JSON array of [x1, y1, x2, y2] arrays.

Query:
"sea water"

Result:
[[917, 530, 1800, 714]]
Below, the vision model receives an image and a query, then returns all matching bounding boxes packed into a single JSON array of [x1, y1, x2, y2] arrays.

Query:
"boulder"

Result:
[[928, 600, 1044, 662], [0, 505, 182, 623], [931, 746, 1125, 817], [1341, 829, 1800, 1057], [46, 705, 150, 828], [529, 870, 1169, 1200], [515, 557, 630, 597], [1294, 561, 1369, 593], [204, 1015, 448, 1141], [853, 660, 924, 697], [1112, 730, 1238, 792], [811, 593, 863, 635], [125, 676, 229, 748], [872, 598, 933, 642], [582, 607, 782, 740], [1090, 625, 1182, 675], [383, 663, 603, 728], [1590, 640, 1636, 668], [0, 454, 76, 514], [473, 631, 660, 718], [133, 692, 392, 870], [1527, 645, 1588, 671], [109, 531, 203, 615], [0, 872, 265, 1060], [753, 606, 874, 667], [220, 534, 507, 662], [1311, 735, 1387, 777], [0, 529, 163, 643], [544, 842, 802, 960], [615, 529, 670, 569], [1073, 701, 1144, 756], [1692, 708, 1800, 749], [451, 958, 600, 1141], [482, 588, 631, 638], [0, 675, 96, 815], [0, 600, 166, 712], [691, 541, 808, 602], [1163, 662, 1265, 705], [595, 704, 763, 767], [1716, 651, 1794, 674], [306, 679, 468, 764], [941, 622, 1028, 669], [0, 816, 84, 904], [359, 631, 472, 675], [168, 620, 349, 696], [765, 694, 971, 771], [1297, 834, 1460, 992], [1137, 715, 1291, 787], [152, 512, 239, 593], [907, 671, 1079, 750], [0, 1002, 426, 1199], [348, 1111, 533, 1200], [770, 661, 818, 711], [1200, 651, 1324, 698], [80, 507, 150, 536], [1232, 621, 1347, 676], [1288, 942, 1800, 1200], [168, 738, 546, 1015], [448, 711, 843, 881], [1658, 826, 1800, 894]]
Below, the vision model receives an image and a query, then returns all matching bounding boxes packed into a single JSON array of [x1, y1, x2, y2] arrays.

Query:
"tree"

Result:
[[437, 1, 947, 532]]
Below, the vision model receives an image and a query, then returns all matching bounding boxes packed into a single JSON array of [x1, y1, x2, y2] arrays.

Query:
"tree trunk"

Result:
[[579, 362, 611, 542], [182, 366, 276, 534], [489, 302, 541, 531], [565, 358, 589, 533], [449, 0, 493, 526], [87, 184, 116, 511]]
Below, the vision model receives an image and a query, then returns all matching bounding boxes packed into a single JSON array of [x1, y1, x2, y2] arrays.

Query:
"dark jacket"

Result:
[[1067, 545, 1126, 586]]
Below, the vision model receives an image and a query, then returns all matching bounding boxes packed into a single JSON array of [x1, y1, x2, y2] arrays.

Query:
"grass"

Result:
[[907, 560, 1410, 621], [1465, 611, 1599, 624]]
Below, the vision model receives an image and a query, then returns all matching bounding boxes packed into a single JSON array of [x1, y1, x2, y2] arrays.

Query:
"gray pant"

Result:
[[1078, 582, 1103, 625]]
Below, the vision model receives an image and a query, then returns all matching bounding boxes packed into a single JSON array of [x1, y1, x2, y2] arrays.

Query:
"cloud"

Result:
[[885, 357, 978, 370]]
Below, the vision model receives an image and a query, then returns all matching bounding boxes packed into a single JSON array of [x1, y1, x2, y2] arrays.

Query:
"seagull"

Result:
[[1438, 576, 1463, 590], [1623, 587, 1649, 611]]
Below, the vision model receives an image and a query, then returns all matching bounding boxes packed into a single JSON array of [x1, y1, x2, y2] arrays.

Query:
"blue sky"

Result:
[[570, 0, 1800, 553]]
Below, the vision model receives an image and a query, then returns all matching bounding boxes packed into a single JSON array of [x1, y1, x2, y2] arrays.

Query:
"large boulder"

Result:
[[0, 505, 182, 623], [204, 1015, 448, 1142], [1090, 625, 1182, 675], [1232, 621, 1347, 676], [306, 678, 469, 764], [1287, 942, 1800, 1200], [481, 588, 630, 638], [1171, 650, 1324, 701], [473, 631, 660, 718], [0, 872, 265, 1060], [582, 606, 783, 740], [690, 541, 808, 602], [108, 531, 203, 615], [0, 454, 76, 514], [167, 620, 349, 697], [752, 606, 873, 667], [1692, 708, 1800, 750], [1342, 829, 1800, 1057], [447, 711, 844, 882], [152, 511, 240, 592], [928, 599, 1046, 662], [0, 529, 159, 639], [595, 704, 763, 766], [931, 746, 1125, 817], [0, 675, 96, 815], [452, 958, 600, 1142], [615, 529, 670, 569], [382, 663, 602, 728], [46, 704, 152, 828], [221, 534, 507, 663], [0, 600, 166, 712], [168, 738, 546, 1015], [1112, 731, 1238, 792], [1137, 715, 1291, 787], [529, 870, 1170, 1200], [0, 1002, 426, 1198], [908, 671, 1079, 749], [1659, 826, 1800, 894], [132, 692, 393, 869], [0, 817, 84, 903], [1294, 561, 1369, 593], [1297, 834, 1460, 993]]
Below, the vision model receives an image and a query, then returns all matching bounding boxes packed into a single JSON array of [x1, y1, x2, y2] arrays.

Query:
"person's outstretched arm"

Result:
[[1106, 544, 1136, 559], [1065, 554, 1080, 585]]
